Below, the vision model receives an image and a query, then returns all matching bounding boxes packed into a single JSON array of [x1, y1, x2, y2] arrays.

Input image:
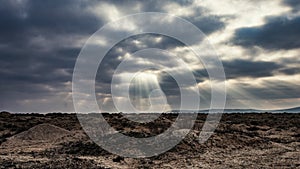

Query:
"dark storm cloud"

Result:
[[279, 67, 300, 75], [156, 68, 207, 102], [192, 59, 281, 80], [105, 0, 225, 35], [140, 0, 226, 34], [232, 16, 300, 50], [190, 15, 226, 35], [223, 59, 281, 79], [282, 0, 300, 12], [94, 33, 196, 111], [240, 81, 300, 100], [0, 0, 103, 111], [94, 34, 187, 110], [118, 34, 185, 51], [0, 0, 225, 93], [132, 58, 283, 102], [0, 45, 78, 85], [95, 34, 185, 84], [0, 0, 101, 46], [26, 0, 100, 33], [158, 73, 181, 107], [0, 0, 100, 86], [1, 0, 297, 112], [159, 72, 181, 95], [114, 0, 193, 12]]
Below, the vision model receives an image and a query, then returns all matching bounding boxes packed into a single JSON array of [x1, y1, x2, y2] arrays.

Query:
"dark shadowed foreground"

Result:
[[0, 112, 299, 168]]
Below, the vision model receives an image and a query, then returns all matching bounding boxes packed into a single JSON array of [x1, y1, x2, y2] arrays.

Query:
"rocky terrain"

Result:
[[0, 112, 299, 168]]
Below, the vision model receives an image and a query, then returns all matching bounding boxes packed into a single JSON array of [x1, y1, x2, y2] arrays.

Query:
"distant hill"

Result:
[[169, 106, 300, 113], [169, 109, 260, 113], [271, 107, 300, 113]]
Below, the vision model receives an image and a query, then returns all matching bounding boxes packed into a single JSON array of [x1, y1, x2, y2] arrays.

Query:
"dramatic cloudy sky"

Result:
[[1, 0, 299, 112]]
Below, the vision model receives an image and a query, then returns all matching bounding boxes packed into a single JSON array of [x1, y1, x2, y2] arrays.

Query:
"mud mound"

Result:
[[12, 123, 71, 141], [1, 123, 73, 150]]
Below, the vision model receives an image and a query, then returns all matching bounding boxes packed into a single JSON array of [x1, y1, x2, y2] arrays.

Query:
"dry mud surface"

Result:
[[0, 112, 299, 168]]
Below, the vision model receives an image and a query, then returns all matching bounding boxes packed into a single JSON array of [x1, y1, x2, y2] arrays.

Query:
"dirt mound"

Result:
[[12, 123, 71, 141], [0, 123, 73, 150]]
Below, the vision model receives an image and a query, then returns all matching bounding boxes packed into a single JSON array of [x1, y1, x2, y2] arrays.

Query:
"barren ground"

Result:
[[0, 112, 299, 168]]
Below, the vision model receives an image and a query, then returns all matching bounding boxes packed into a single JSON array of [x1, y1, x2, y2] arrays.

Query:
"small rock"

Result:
[[113, 156, 124, 163]]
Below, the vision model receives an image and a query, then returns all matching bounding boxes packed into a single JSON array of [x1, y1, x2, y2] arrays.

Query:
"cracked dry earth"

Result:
[[0, 112, 299, 168]]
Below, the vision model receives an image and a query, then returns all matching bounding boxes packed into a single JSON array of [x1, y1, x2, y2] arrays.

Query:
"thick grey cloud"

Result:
[[232, 16, 300, 50], [152, 58, 283, 109], [282, 0, 300, 12], [0, 0, 299, 112], [189, 15, 226, 35], [223, 59, 281, 79], [279, 67, 300, 75], [193, 59, 281, 80], [0, 0, 101, 86], [101, 0, 225, 35], [96, 33, 185, 83], [0, 0, 101, 46], [238, 80, 300, 100], [95, 34, 186, 110], [0, 0, 102, 112]]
